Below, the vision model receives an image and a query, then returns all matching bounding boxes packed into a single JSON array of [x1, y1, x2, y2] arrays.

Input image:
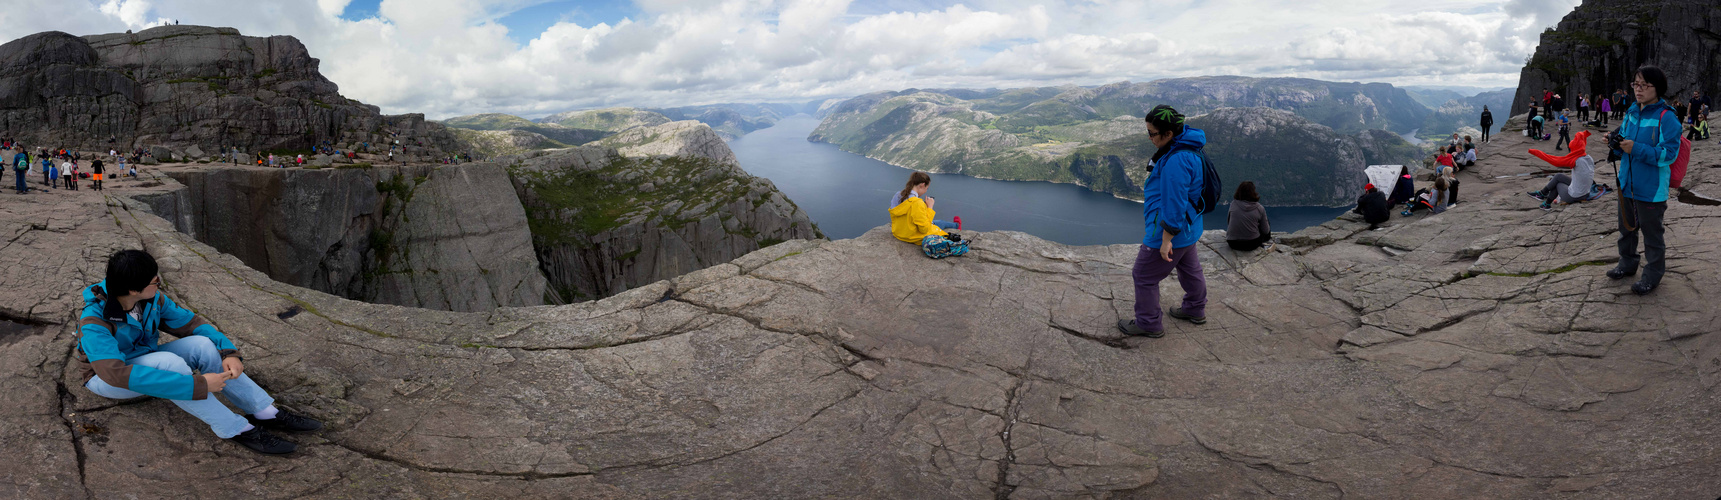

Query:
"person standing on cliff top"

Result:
[[11, 148, 29, 194], [1480, 106, 1494, 143], [91, 157, 105, 191], [1118, 105, 1207, 338], [76, 250, 323, 455], [1607, 65, 1683, 296]]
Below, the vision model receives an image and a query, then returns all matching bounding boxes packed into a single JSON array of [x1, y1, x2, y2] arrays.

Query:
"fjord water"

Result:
[[730, 115, 1349, 246]]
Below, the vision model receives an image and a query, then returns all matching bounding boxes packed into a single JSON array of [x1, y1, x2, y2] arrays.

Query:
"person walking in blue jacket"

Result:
[[1606, 66, 1684, 295], [1118, 105, 1208, 337], [76, 250, 323, 454]]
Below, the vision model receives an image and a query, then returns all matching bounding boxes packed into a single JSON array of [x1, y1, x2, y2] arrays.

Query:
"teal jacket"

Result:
[[1142, 127, 1206, 249], [76, 281, 239, 400], [1617, 100, 1682, 203]]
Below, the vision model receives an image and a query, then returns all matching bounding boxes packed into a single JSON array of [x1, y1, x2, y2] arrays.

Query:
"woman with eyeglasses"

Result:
[[1117, 105, 1208, 338], [1607, 65, 1683, 296]]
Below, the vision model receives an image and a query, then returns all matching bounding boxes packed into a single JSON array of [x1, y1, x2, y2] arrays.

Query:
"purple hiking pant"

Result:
[[1132, 243, 1207, 331]]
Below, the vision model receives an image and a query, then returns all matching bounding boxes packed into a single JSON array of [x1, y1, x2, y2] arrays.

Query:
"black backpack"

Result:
[[1191, 149, 1222, 215]]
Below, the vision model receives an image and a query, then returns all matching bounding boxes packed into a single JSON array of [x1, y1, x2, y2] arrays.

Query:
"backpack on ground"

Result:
[[1191, 150, 1222, 215], [920, 234, 969, 259]]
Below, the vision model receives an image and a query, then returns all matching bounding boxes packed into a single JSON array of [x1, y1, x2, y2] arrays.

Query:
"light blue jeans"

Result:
[[84, 336, 275, 438], [931, 220, 957, 230]]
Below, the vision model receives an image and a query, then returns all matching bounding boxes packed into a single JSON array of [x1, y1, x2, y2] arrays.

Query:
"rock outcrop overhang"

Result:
[[3, 124, 1720, 497]]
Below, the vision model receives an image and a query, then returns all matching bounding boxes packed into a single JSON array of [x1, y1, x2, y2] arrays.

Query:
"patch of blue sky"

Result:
[[497, 1, 638, 45], [339, 0, 382, 21]]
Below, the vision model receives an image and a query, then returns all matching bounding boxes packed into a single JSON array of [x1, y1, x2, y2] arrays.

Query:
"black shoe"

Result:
[[246, 410, 323, 432], [1630, 281, 1656, 296], [229, 427, 296, 455], [1117, 319, 1164, 338], [1168, 307, 1206, 325], [1606, 266, 1636, 280]]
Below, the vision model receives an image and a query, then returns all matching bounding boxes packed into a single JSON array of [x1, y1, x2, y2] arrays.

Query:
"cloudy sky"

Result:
[[4, 0, 1581, 119]]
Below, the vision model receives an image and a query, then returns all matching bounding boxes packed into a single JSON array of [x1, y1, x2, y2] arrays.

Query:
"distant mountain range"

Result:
[[808, 76, 1471, 206], [440, 100, 832, 155]]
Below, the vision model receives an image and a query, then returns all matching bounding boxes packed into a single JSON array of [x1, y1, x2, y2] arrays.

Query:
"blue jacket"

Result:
[[76, 281, 239, 400], [1617, 100, 1682, 202], [1142, 127, 1206, 249]]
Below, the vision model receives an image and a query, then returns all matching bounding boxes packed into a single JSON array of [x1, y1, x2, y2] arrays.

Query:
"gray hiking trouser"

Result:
[[1617, 198, 1667, 287], [1540, 174, 1581, 204]]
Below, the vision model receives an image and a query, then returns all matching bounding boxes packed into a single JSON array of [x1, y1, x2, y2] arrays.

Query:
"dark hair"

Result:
[[1144, 105, 1185, 137], [1636, 65, 1668, 100], [1233, 181, 1260, 202], [105, 249, 158, 296], [1463, 135, 1472, 142], [1434, 176, 1449, 191], [1400, 165, 1410, 176], [898, 171, 931, 205]]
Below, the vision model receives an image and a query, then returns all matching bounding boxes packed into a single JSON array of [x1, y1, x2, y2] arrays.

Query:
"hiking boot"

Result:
[[246, 410, 323, 432], [1168, 307, 1206, 325], [1630, 281, 1657, 296], [229, 427, 296, 455], [1117, 319, 1164, 338], [1606, 266, 1636, 280]]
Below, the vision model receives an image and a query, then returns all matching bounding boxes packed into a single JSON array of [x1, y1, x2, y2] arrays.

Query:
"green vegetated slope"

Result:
[[449, 128, 569, 157], [440, 113, 614, 153], [811, 77, 1435, 206], [540, 107, 673, 131]]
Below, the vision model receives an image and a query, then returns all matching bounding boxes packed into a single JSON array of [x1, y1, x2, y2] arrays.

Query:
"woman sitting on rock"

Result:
[[888, 171, 957, 244], [1387, 166, 1416, 207], [1528, 153, 1601, 211], [1224, 181, 1273, 251], [1403, 176, 1449, 216]]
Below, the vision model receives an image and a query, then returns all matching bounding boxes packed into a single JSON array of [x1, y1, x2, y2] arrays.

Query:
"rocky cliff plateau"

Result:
[[0, 26, 463, 159], [3, 106, 1719, 498], [1512, 0, 1719, 114]]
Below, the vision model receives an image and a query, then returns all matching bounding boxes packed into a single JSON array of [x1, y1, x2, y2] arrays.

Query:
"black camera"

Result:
[[947, 233, 962, 243], [1605, 128, 1625, 162]]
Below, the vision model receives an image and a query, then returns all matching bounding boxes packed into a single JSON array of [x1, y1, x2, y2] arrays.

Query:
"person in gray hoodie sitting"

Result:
[[1225, 181, 1273, 251], [1528, 153, 1603, 210]]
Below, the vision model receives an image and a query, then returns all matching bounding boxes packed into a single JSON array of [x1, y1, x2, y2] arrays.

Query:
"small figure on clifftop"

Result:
[[1354, 183, 1391, 229], [1118, 105, 1208, 338], [888, 171, 968, 259], [1479, 106, 1493, 143], [1224, 181, 1272, 252], [77, 250, 323, 455], [1607, 65, 1683, 296]]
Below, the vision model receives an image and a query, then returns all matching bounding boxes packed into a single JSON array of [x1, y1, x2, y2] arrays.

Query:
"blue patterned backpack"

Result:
[[920, 234, 969, 259]]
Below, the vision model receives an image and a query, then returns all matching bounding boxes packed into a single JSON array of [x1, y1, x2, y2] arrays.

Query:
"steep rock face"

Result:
[[5, 126, 1721, 497], [1512, 0, 1719, 114], [137, 163, 547, 311], [508, 122, 819, 301], [596, 120, 741, 165], [0, 26, 462, 157]]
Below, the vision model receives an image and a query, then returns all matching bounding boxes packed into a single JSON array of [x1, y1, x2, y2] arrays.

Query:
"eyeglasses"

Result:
[[147, 276, 161, 288], [1630, 82, 1652, 89]]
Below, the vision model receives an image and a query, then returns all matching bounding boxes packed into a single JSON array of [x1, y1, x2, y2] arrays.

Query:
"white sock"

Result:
[[238, 423, 255, 434], [253, 406, 279, 420]]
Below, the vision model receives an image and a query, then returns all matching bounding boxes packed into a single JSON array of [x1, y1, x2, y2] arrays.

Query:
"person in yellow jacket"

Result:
[[888, 171, 958, 243]]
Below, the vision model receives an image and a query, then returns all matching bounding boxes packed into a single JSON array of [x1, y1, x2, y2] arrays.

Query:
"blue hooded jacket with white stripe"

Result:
[[1142, 127, 1206, 249], [76, 280, 239, 400], [1617, 99, 1682, 203]]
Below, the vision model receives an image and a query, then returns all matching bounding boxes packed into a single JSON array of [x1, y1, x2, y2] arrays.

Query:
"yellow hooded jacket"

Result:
[[888, 195, 947, 243]]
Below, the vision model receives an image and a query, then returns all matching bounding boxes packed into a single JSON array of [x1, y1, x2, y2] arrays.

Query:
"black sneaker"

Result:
[[1606, 266, 1636, 280], [246, 410, 324, 432], [1630, 281, 1656, 296], [1117, 319, 1164, 338], [229, 427, 296, 455], [1526, 191, 1545, 200], [1168, 307, 1206, 325]]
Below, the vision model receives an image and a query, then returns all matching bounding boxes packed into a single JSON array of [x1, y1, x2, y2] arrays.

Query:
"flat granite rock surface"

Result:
[[2, 126, 1719, 498]]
